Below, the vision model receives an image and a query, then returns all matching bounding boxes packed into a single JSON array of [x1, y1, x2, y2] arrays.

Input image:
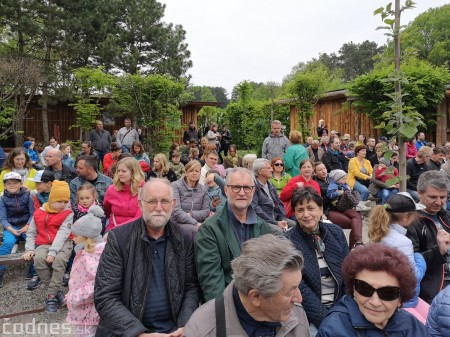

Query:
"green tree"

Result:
[[349, 58, 449, 131], [69, 67, 115, 141], [111, 73, 189, 156], [187, 86, 216, 102], [104, 0, 191, 78], [401, 4, 450, 68], [284, 64, 339, 137]]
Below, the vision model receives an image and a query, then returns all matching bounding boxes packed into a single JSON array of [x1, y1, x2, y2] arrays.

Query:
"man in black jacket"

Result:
[[407, 170, 450, 304], [94, 179, 200, 337], [44, 149, 77, 183], [406, 146, 432, 201], [322, 137, 348, 173]]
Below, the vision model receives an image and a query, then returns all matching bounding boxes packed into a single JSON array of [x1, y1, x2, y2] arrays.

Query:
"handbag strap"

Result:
[[215, 294, 226, 337]]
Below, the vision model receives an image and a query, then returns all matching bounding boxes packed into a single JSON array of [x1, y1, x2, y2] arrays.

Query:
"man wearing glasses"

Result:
[[94, 179, 200, 337], [196, 167, 279, 301]]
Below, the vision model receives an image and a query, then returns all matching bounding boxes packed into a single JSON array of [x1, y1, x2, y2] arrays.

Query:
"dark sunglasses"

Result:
[[274, 163, 284, 167], [354, 279, 400, 301]]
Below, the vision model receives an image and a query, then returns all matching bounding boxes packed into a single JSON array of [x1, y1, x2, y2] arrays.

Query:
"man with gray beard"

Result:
[[94, 179, 200, 337]]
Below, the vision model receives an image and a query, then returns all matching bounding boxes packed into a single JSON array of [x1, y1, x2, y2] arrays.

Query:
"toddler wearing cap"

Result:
[[0, 172, 34, 288], [66, 205, 105, 337], [22, 180, 74, 314]]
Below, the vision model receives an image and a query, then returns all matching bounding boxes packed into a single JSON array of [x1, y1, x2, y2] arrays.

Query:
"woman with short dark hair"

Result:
[[285, 186, 348, 334], [317, 243, 429, 337]]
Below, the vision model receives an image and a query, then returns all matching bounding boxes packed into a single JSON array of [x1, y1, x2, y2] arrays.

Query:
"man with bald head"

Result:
[[95, 179, 200, 337], [45, 148, 76, 183]]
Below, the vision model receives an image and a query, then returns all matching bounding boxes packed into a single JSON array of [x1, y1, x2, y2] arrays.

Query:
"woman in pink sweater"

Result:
[[103, 157, 145, 230]]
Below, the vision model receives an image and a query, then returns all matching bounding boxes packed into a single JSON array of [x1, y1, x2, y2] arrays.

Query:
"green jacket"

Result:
[[196, 203, 276, 301]]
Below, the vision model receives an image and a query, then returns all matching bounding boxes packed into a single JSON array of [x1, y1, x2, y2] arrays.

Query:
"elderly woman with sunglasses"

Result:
[[269, 157, 291, 195], [316, 243, 430, 337]]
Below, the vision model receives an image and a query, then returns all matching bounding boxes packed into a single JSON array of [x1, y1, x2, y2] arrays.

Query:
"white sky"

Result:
[[160, 0, 448, 95]]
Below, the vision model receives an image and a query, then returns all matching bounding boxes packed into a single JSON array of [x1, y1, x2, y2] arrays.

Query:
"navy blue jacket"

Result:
[[285, 221, 348, 327], [317, 295, 431, 337], [427, 285, 450, 337], [0, 187, 34, 228], [251, 178, 286, 225]]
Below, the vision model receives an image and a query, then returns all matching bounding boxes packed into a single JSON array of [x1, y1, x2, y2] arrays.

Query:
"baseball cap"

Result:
[[3, 172, 22, 182], [385, 192, 425, 212], [27, 170, 55, 183]]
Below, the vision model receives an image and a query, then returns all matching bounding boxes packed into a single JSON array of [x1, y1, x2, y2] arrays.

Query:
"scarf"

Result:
[[226, 155, 239, 167], [303, 224, 325, 257], [43, 202, 61, 214], [13, 168, 29, 183]]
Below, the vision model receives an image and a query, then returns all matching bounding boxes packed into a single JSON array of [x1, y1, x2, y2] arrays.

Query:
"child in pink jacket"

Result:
[[66, 205, 105, 337]]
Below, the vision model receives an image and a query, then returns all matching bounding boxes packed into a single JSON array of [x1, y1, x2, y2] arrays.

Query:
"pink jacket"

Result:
[[103, 183, 142, 231], [66, 242, 106, 326]]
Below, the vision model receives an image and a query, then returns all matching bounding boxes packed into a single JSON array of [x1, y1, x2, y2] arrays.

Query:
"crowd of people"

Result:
[[0, 117, 449, 337]]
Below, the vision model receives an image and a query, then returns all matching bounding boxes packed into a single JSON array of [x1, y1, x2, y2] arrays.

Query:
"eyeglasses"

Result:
[[354, 279, 400, 301], [274, 163, 284, 167], [226, 185, 255, 193], [141, 199, 172, 207]]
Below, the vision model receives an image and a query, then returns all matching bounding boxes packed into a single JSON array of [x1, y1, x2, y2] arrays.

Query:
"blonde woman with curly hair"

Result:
[[104, 157, 145, 230], [149, 153, 178, 182]]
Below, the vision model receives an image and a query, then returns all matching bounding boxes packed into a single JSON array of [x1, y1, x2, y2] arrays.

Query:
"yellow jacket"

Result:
[[0, 168, 37, 193], [347, 158, 373, 189]]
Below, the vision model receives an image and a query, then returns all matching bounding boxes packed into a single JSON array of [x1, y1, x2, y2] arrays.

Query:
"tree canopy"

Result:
[[400, 4, 450, 69]]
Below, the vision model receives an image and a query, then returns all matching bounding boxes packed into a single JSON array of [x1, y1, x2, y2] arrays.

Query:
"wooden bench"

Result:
[[0, 253, 28, 266]]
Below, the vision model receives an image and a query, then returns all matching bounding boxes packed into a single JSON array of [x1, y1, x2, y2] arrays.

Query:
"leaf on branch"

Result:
[[398, 123, 418, 139]]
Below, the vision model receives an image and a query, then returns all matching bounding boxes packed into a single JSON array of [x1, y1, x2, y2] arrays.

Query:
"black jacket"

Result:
[[406, 158, 428, 191], [46, 164, 77, 184], [406, 209, 450, 303], [285, 221, 349, 327], [94, 218, 200, 337], [322, 150, 348, 173]]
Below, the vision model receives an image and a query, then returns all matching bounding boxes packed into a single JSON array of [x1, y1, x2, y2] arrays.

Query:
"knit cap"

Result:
[[49, 180, 70, 203], [329, 169, 347, 182], [378, 157, 391, 167], [71, 205, 104, 238], [24, 141, 32, 149]]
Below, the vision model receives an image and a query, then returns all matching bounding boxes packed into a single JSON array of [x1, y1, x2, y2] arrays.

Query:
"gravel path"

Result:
[[0, 246, 71, 336]]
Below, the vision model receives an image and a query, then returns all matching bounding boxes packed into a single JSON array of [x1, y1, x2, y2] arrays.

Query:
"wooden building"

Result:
[[5, 96, 217, 148], [288, 87, 450, 143]]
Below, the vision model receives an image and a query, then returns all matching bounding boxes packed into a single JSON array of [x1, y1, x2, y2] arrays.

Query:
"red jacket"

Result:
[[280, 176, 321, 218], [33, 208, 73, 246]]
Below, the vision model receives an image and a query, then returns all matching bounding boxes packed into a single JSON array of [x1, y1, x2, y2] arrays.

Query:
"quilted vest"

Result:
[[1, 188, 31, 228], [33, 208, 73, 246]]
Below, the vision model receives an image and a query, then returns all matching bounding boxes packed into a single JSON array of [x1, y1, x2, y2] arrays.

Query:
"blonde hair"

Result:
[[113, 157, 145, 196], [76, 183, 97, 204], [368, 205, 416, 242], [242, 154, 257, 170], [185, 160, 201, 172], [84, 237, 96, 253], [289, 130, 303, 144], [153, 153, 170, 176]]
